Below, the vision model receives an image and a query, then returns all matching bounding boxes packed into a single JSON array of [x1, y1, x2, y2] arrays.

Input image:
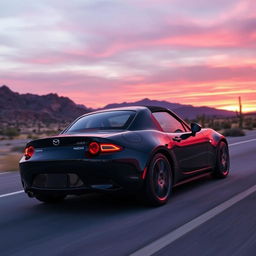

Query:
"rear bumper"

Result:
[[19, 159, 144, 195]]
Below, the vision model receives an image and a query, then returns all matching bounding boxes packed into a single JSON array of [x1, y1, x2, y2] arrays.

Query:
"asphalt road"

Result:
[[1, 132, 256, 256]]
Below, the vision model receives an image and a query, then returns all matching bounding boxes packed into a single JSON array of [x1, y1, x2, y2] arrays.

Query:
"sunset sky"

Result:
[[1, 0, 256, 112]]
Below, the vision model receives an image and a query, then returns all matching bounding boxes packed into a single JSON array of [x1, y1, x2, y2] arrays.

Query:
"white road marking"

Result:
[[0, 190, 24, 198], [130, 184, 256, 256], [0, 171, 13, 175], [229, 138, 256, 146]]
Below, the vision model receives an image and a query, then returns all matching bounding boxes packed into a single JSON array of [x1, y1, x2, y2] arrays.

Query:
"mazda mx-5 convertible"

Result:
[[19, 106, 230, 206]]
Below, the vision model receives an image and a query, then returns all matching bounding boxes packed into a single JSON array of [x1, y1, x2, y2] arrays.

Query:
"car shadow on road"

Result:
[[29, 173, 227, 216], [31, 192, 148, 216]]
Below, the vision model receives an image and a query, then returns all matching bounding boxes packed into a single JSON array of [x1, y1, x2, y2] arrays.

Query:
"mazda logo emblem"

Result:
[[53, 139, 60, 146]]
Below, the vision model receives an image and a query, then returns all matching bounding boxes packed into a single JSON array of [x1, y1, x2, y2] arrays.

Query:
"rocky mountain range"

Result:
[[101, 98, 235, 119], [0, 85, 92, 123], [0, 85, 235, 124]]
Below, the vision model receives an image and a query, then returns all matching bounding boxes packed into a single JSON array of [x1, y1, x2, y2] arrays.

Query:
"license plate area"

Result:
[[47, 174, 68, 188], [32, 173, 68, 188], [32, 173, 84, 189]]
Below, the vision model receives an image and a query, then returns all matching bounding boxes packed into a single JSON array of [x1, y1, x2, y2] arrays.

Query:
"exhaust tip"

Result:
[[27, 191, 34, 198]]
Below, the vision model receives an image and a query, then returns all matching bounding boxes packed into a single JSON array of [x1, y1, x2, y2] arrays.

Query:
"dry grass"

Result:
[[0, 153, 22, 172], [222, 127, 245, 137]]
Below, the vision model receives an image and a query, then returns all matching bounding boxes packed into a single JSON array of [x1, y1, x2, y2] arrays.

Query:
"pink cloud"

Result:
[[1, 0, 256, 112]]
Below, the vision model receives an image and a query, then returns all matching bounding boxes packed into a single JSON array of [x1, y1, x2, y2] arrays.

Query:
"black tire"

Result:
[[34, 194, 66, 204], [213, 141, 230, 179], [144, 153, 172, 206]]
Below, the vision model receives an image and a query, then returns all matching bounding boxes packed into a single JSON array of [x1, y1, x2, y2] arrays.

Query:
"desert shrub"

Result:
[[222, 128, 245, 137], [45, 130, 58, 136], [244, 118, 254, 130], [221, 121, 231, 129], [244, 124, 253, 130], [212, 121, 221, 131], [27, 134, 39, 140], [2, 128, 20, 139], [196, 115, 206, 128], [11, 146, 25, 153]]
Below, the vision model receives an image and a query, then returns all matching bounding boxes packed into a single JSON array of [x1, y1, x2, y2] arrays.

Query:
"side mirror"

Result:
[[174, 122, 202, 142], [191, 122, 201, 136], [180, 133, 191, 140]]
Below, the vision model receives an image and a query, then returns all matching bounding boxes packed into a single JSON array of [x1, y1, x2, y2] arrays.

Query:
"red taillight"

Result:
[[88, 142, 122, 155], [88, 142, 100, 155], [100, 143, 122, 152], [24, 146, 34, 159]]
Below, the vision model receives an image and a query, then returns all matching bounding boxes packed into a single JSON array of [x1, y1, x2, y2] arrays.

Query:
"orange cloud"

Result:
[[2, 0, 256, 113]]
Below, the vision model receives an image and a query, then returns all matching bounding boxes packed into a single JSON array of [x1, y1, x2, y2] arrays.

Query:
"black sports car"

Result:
[[19, 106, 230, 206]]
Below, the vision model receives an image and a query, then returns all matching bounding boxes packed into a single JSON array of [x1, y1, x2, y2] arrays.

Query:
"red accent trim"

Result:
[[181, 166, 212, 175], [173, 173, 210, 187], [142, 167, 147, 179]]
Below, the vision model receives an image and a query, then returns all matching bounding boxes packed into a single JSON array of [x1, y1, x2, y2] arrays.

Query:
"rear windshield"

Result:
[[66, 110, 136, 133]]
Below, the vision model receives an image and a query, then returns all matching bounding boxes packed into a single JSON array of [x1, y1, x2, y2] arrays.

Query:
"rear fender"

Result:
[[142, 146, 179, 184]]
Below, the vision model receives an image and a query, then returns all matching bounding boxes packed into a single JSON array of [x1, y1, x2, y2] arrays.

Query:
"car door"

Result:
[[171, 129, 211, 174], [152, 111, 210, 174]]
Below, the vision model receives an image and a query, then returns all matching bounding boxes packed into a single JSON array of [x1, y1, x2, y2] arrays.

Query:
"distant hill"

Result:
[[0, 85, 236, 124], [103, 98, 185, 110], [101, 98, 235, 119], [0, 85, 92, 123], [246, 111, 256, 116]]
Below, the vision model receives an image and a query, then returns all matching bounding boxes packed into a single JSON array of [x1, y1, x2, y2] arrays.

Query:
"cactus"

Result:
[[238, 96, 243, 129]]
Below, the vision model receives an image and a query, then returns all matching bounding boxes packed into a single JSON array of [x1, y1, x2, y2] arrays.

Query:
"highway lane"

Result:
[[157, 189, 256, 256], [0, 133, 256, 256], [0, 171, 22, 195]]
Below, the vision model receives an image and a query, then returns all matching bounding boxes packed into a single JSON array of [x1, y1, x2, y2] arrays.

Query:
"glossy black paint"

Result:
[[19, 106, 228, 197]]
